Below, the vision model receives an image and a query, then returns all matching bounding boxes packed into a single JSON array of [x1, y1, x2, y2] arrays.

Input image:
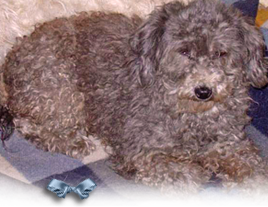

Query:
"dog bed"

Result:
[[0, 0, 268, 206]]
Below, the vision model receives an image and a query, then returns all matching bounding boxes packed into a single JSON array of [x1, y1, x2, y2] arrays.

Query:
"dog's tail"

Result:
[[0, 67, 14, 148], [0, 106, 14, 149]]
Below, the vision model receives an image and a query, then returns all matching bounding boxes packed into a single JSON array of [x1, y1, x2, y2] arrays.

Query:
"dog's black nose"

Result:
[[194, 86, 212, 100]]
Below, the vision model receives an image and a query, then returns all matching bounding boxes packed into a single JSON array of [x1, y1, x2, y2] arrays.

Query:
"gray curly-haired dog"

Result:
[[0, 0, 268, 192]]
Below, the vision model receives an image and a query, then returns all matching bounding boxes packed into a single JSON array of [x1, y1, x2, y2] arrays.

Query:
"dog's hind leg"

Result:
[[130, 154, 211, 205], [13, 117, 96, 158], [3, 81, 96, 158], [7, 81, 96, 158]]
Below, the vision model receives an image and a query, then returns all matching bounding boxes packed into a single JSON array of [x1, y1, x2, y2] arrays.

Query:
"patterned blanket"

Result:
[[0, 0, 268, 200]]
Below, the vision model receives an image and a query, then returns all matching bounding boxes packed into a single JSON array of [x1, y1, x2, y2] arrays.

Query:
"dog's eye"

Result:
[[213, 51, 227, 58], [178, 48, 191, 58]]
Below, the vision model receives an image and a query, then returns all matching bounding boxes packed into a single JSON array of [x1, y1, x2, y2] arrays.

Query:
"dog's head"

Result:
[[130, 0, 268, 113]]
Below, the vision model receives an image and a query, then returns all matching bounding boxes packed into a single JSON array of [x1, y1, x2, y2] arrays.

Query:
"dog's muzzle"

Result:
[[194, 86, 212, 101]]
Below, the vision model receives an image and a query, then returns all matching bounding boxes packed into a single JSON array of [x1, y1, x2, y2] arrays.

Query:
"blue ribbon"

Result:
[[47, 178, 97, 199]]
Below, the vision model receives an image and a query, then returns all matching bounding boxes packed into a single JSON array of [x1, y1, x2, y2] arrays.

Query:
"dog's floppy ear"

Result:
[[239, 18, 268, 88], [129, 2, 184, 86]]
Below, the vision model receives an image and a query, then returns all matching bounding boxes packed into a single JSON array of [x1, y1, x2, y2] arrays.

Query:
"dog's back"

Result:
[[0, 12, 140, 157], [2, 11, 140, 114]]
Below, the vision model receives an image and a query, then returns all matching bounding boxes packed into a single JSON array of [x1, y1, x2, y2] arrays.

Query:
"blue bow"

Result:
[[47, 178, 97, 199]]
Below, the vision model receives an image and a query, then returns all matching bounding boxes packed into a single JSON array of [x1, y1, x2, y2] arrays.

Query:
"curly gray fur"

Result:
[[0, 0, 268, 192]]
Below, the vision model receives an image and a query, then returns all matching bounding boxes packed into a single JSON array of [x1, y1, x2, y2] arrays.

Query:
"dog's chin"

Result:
[[177, 99, 216, 114]]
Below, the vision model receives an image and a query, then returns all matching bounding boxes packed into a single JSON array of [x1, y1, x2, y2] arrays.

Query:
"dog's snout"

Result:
[[194, 86, 212, 100]]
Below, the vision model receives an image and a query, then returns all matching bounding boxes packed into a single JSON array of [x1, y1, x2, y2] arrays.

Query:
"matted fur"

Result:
[[0, 0, 192, 64], [1, 0, 268, 193]]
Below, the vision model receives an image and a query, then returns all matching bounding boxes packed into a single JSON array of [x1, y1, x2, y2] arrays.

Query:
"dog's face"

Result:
[[130, 0, 268, 114]]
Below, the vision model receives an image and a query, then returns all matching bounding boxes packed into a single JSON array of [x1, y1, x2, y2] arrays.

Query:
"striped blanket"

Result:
[[0, 0, 268, 200]]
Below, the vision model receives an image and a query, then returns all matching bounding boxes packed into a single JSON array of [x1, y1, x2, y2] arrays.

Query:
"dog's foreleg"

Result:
[[132, 154, 211, 204], [200, 141, 268, 206]]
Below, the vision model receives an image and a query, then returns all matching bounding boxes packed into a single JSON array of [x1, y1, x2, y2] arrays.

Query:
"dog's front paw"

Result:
[[66, 137, 96, 159]]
